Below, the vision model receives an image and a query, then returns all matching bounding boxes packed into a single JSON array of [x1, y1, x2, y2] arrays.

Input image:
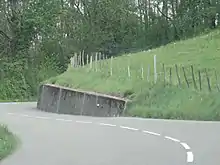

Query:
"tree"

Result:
[[0, 0, 220, 100]]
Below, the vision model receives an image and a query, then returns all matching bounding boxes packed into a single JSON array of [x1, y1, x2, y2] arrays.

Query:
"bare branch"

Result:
[[0, 29, 10, 40], [74, 1, 85, 17], [71, 0, 89, 21], [153, 2, 174, 21]]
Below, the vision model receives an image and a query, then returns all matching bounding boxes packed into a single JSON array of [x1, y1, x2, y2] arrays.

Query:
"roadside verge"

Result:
[[0, 125, 18, 161]]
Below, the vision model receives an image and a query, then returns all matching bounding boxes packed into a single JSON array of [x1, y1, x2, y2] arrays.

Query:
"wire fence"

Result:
[[70, 52, 220, 93]]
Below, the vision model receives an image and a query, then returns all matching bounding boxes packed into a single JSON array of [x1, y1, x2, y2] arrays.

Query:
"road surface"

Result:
[[0, 102, 219, 165]]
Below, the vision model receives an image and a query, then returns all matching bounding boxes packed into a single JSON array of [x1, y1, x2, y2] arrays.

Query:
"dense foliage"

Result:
[[0, 0, 220, 100]]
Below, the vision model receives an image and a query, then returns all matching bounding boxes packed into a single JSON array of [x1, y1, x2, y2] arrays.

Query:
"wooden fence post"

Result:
[[215, 70, 220, 92], [74, 53, 78, 68], [147, 65, 150, 82], [90, 55, 93, 69], [198, 70, 202, 91], [191, 65, 197, 90], [205, 69, 211, 92], [182, 66, 189, 88], [169, 67, 172, 85], [99, 52, 102, 69], [141, 64, 144, 80], [102, 53, 105, 68], [95, 53, 98, 72], [86, 54, 89, 65], [175, 64, 181, 87], [127, 65, 131, 78], [110, 56, 113, 76], [162, 63, 166, 86], [79, 53, 81, 66], [154, 55, 157, 84], [82, 52, 84, 67]]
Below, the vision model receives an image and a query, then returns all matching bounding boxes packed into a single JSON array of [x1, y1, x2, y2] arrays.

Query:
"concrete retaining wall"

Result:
[[37, 84, 130, 117]]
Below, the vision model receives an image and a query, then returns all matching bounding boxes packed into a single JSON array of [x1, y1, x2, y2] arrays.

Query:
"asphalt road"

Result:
[[0, 102, 219, 165]]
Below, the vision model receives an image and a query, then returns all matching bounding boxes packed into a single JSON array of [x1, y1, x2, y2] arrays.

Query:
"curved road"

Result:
[[0, 102, 220, 165]]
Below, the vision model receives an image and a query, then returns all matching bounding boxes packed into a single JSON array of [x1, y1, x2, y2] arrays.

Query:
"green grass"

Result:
[[0, 125, 17, 161], [46, 29, 220, 121], [0, 98, 36, 103]]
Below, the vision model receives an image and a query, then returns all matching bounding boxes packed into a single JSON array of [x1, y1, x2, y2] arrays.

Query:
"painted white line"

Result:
[[0, 102, 36, 104], [164, 136, 180, 142], [8, 113, 51, 121], [181, 142, 191, 150], [99, 123, 116, 127], [6, 108, 194, 163], [35, 116, 50, 120], [0, 102, 18, 105], [8, 113, 35, 119], [120, 126, 139, 131], [55, 118, 72, 122], [142, 130, 161, 136], [7, 113, 16, 115], [76, 121, 92, 124], [187, 151, 194, 162], [6, 109, 194, 163], [20, 114, 32, 117], [116, 117, 220, 124]]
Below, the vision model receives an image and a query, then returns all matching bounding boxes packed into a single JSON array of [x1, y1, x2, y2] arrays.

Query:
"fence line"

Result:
[[69, 53, 219, 92]]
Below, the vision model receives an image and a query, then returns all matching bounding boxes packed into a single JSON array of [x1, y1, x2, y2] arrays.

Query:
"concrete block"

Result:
[[37, 84, 130, 117]]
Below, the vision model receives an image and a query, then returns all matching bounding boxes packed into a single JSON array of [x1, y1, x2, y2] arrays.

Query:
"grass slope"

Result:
[[0, 125, 17, 161], [46, 29, 220, 121]]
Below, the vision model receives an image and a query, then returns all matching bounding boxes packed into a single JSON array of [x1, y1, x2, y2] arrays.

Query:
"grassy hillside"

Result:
[[46, 29, 220, 121]]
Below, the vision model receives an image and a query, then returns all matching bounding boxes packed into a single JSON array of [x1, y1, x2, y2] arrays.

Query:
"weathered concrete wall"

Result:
[[37, 84, 130, 117]]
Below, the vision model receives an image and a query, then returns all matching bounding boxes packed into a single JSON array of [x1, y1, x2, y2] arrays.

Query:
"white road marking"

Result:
[[0, 102, 18, 105], [99, 123, 116, 127], [7, 113, 16, 115], [55, 118, 72, 122], [187, 151, 194, 162], [21, 114, 32, 117], [8, 113, 36, 118], [181, 142, 191, 150], [0, 102, 36, 104], [164, 136, 180, 142], [76, 121, 92, 124], [35, 116, 50, 120], [116, 116, 220, 124], [5, 106, 194, 163], [120, 126, 139, 131], [142, 130, 161, 136]]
